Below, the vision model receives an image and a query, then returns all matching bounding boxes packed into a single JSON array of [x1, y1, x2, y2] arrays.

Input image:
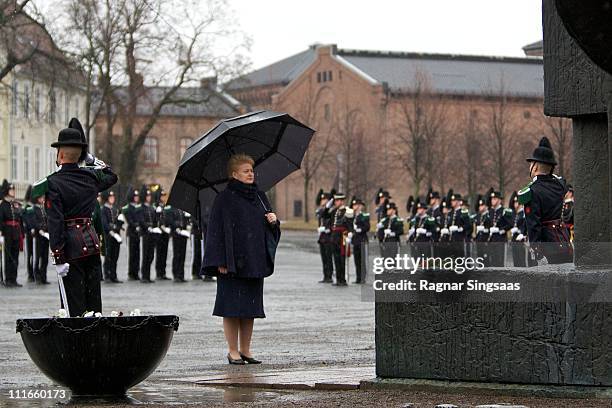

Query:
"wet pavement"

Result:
[[0, 230, 376, 406]]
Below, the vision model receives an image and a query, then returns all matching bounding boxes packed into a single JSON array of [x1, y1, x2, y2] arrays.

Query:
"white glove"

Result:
[[151, 227, 162, 234], [440, 228, 449, 235], [156, 206, 162, 214], [110, 231, 122, 243], [162, 226, 171, 234], [354, 227, 362, 233], [325, 198, 334, 209], [416, 227, 427, 235], [179, 229, 191, 237], [476, 225, 485, 233], [345, 208, 354, 219], [31, 228, 36, 236], [408, 227, 415, 237], [449, 225, 459, 233], [511, 227, 519, 235], [117, 213, 126, 223], [147, 227, 154, 233], [317, 226, 326, 233], [135, 226, 141, 233], [516, 233, 525, 241], [0, 235, 4, 245], [56, 263, 70, 278], [376, 222, 384, 229], [42, 232, 50, 240], [184, 212, 191, 218], [498, 228, 506, 235], [347, 232, 354, 239], [346, 238, 352, 245], [490, 226, 500, 234], [186, 225, 192, 231]]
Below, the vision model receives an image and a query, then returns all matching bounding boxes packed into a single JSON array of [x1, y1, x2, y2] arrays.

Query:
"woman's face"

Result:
[[233, 162, 255, 184]]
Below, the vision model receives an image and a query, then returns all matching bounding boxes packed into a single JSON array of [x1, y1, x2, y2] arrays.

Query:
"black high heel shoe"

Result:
[[227, 353, 245, 365], [239, 352, 262, 364]]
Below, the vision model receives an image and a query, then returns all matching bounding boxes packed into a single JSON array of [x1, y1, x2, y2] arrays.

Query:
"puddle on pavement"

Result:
[[0, 383, 293, 406]]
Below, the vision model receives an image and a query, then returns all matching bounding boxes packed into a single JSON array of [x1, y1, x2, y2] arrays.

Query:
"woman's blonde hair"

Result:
[[227, 153, 255, 177]]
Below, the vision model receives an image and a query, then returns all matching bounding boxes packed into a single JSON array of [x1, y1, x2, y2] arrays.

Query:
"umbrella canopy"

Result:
[[168, 110, 315, 216]]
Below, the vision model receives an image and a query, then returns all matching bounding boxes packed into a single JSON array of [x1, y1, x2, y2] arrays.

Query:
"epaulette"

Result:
[[461, 209, 469, 213], [121, 204, 129, 211], [503, 208, 513, 215], [427, 216, 435, 221], [362, 212, 370, 217], [24, 206, 34, 213], [395, 217, 404, 222], [518, 183, 533, 205], [31, 177, 49, 200], [470, 214, 476, 220], [164, 205, 172, 210]]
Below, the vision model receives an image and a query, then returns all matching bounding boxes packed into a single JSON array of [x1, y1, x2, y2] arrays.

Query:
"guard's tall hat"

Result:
[[51, 128, 88, 148], [526, 136, 557, 165]]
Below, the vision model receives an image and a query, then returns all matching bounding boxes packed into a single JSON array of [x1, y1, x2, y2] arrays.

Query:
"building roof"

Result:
[[522, 40, 543, 52], [108, 84, 242, 118], [228, 45, 544, 98]]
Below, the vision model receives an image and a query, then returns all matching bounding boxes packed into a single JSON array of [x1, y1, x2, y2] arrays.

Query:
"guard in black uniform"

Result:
[[562, 185, 574, 242], [123, 189, 143, 280], [140, 189, 160, 283], [0, 181, 23, 287], [485, 190, 512, 267], [315, 189, 334, 283], [46, 128, 118, 316], [408, 200, 436, 259], [22, 186, 35, 282], [446, 192, 471, 259], [472, 194, 490, 265], [165, 205, 190, 282], [519, 137, 573, 264], [101, 191, 123, 283], [377, 201, 404, 259], [326, 192, 353, 286], [508, 191, 530, 267], [155, 190, 171, 280], [350, 197, 370, 284], [374, 189, 391, 223], [30, 191, 50, 284]]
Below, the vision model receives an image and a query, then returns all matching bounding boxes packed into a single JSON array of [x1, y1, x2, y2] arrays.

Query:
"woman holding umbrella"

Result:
[[202, 154, 281, 365]]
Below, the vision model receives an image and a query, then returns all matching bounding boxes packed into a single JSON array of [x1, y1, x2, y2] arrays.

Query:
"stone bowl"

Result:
[[16, 315, 179, 396]]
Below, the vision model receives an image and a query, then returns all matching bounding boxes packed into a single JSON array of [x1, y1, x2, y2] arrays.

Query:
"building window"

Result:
[[23, 146, 30, 181], [179, 137, 192, 158], [11, 80, 18, 116], [322, 71, 327, 82], [34, 88, 41, 120], [324, 104, 331, 122], [293, 200, 303, 218], [144, 137, 158, 164], [328, 71, 332, 81], [34, 148, 41, 180], [74, 97, 79, 119], [11, 145, 18, 180], [317, 72, 321, 83], [49, 90, 56, 123], [23, 84, 30, 118], [523, 110, 531, 119], [64, 93, 70, 124], [49, 150, 55, 173]]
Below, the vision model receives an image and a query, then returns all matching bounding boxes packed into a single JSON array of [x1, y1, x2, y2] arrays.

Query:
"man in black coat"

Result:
[[485, 190, 512, 267], [519, 137, 573, 264], [315, 190, 334, 283], [22, 186, 35, 282], [155, 190, 172, 280], [165, 206, 190, 282], [140, 189, 160, 283], [30, 192, 50, 284], [101, 191, 123, 283], [46, 128, 118, 316], [325, 192, 353, 286], [446, 193, 471, 259], [0, 181, 23, 287], [122, 189, 142, 280], [350, 198, 370, 284]]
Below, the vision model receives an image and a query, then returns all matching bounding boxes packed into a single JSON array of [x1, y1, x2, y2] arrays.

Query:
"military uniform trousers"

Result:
[[331, 244, 347, 284], [3, 235, 20, 283], [34, 235, 49, 283], [353, 240, 367, 283], [318, 239, 334, 281], [127, 232, 140, 279], [488, 236, 506, 267], [103, 233, 120, 280], [25, 234, 34, 281], [141, 232, 157, 281], [156, 233, 170, 278], [172, 235, 187, 280], [62, 255, 103, 317]]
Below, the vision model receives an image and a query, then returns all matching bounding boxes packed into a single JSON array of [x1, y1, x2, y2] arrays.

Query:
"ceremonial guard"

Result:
[[508, 191, 531, 267], [0, 181, 23, 287], [22, 186, 35, 282], [350, 197, 370, 284], [437, 198, 451, 258], [446, 192, 471, 258], [122, 189, 143, 280], [485, 190, 511, 267], [519, 137, 573, 264], [45, 127, 118, 316], [30, 191, 50, 284], [472, 194, 490, 265], [155, 189, 171, 280], [165, 205, 191, 282], [377, 201, 404, 258], [315, 189, 334, 283], [374, 188, 391, 223], [408, 200, 436, 259], [327, 192, 353, 286], [562, 185, 574, 242], [140, 188, 161, 283], [101, 191, 123, 283]]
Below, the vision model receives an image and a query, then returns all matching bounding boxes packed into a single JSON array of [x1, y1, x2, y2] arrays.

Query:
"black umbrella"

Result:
[[168, 110, 315, 216]]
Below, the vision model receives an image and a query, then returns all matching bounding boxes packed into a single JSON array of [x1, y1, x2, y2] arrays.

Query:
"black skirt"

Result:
[[213, 275, 265, 318]]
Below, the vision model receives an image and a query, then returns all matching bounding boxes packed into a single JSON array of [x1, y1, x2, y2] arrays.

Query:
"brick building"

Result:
[[227, 44, 567, 222], [93, 80, 243, 197]]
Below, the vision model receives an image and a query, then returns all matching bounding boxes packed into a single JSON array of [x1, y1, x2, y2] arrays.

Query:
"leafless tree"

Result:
[[541, 114, 572, 178], [459, 108, 487, 200]]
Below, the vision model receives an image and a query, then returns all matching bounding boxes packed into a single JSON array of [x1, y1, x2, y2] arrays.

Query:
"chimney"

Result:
[[200, 76, 218, 89]]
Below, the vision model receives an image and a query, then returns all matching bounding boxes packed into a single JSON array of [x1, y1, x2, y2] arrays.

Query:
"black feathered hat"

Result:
[[474, 194, 486, 212], [490, 190, 503, 200], [1, 179, 13, 197], [415, 199, 427, 211], [386, 201, 398, 211], [68, 117, 88, 162], [24, 185, 32, 203], [406, 195, 415, 214], [509, 191, 518, 206], [316, 189, 325, 205], [51, 128, 87, 148], [485, 187, 495, 207], [526, 136, 557, 165]]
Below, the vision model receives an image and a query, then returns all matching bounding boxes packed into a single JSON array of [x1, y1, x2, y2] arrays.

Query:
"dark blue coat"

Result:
[[202, 179, 280, 278]]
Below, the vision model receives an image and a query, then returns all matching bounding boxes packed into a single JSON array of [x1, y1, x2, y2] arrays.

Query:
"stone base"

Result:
[[360, 378, 612, 399]]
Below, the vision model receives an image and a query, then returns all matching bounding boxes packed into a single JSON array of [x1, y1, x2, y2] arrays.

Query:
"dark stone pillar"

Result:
[[572, 113, 611, 267]]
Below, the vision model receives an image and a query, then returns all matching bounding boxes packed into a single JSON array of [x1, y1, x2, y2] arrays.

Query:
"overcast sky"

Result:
[[230, 0, 543, 70]]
